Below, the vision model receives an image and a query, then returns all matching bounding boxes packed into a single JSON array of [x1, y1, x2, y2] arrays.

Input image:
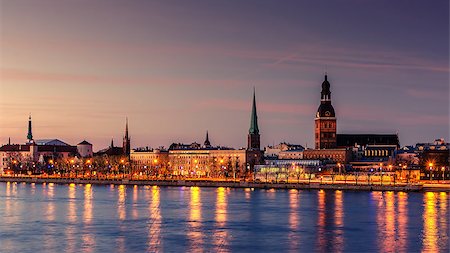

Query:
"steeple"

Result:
[[27, 114, 34, 143], [123, 117, 131, 157], [8, 137, 11, 145], [321, 74, 331, 101], [125, 117, 129, 139], [204, 130, 211, 147], [249, 87, 259, 134], [111, 138, 114, 148], [315, 74, 337, 149], [248, 88, 260, 150]]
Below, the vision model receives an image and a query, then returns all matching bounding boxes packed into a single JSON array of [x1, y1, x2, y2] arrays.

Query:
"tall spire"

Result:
[[8, 137, 11, 145], [123, 117, 131, 157], [204, 130, 211, 147], [249, 87, 259, 134], [27, 114, 33, 143], [248, 88, 261, 151], [125, 117, 129, 139], [111, 138, 114, 148]]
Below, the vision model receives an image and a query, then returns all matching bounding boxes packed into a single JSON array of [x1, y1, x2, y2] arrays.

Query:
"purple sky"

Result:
[[0, 0, 448, 150]]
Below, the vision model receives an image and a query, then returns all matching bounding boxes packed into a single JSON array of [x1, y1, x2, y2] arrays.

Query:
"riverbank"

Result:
[[0, 176, 434, 192]]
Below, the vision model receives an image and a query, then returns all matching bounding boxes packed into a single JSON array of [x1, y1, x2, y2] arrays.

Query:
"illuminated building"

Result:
[[315, 75, 337, 149], [0, 116, 91, 173]]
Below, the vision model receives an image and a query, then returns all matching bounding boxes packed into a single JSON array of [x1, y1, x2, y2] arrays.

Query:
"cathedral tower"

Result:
[[123, 118, 131, 157], [315, 75, 337, 149], [248, 88, 260, 150], [27, 114, 34, 144]]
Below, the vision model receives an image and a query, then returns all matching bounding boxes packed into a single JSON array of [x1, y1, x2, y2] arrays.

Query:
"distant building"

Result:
[[0, 116, 89, 172], [337, 134, 400, 148], [315, 75, 337, 149], [77, 140, 93, 158], [264, 142, 304, 159], [303, 149, 351, 163], [131, 90, 263, 177], [94, 119, 130, 159]]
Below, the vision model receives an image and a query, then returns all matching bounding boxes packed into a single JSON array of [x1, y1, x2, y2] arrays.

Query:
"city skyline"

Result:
[[1, 0, 448, 149]]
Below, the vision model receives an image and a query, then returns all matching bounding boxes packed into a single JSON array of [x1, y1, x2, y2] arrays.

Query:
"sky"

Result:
[[0, 0, 448, 151]]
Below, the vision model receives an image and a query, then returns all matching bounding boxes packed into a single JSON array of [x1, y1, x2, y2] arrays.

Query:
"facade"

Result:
[[303, 148, 351, 163], [0, 116, 86, 172], [315, 75, 337, 149], [337, 134, 400, 148], [77, 140, 93, 158], [130, 148, 169, 174], [264, 142, 304, 159], [168, 147, 248, 177]]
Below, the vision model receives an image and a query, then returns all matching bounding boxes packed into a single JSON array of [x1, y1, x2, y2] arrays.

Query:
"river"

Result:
[[0, 182, 448, 252]]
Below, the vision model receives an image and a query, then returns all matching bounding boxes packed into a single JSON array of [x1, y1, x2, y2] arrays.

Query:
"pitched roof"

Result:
[[78, 140, 92, 145]]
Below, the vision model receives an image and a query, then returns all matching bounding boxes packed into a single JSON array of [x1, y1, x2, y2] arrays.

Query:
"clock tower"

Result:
[[315, 75, 337, 149]]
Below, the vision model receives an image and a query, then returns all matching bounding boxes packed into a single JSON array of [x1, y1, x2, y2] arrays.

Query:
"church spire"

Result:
[[27, 114, 34, 143], [123, 117, 131, 157], [249, 87, 259, 134], [248, 88, 260, 151], [204, 130, 211, 147], [8, 137, 11, 145], [111, 138, 114, 148], [125, 117, 129, 139]]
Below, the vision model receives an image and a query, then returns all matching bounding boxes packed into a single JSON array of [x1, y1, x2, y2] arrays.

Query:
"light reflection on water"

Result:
[[214, 187, 229, 253], [188, 186, 204, 252], [147, 185, 161, 252], [0, 183, 449, 253]]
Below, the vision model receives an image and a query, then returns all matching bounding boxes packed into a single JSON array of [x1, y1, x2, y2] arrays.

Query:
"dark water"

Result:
[[0, 182, 448, 253]]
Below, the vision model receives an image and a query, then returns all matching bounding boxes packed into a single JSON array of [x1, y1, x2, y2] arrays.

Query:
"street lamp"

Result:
[[428, 163, 433, 181]]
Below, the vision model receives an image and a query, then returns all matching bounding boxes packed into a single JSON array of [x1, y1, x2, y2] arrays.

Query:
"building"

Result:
[[315, 75, 337, 149], [130, 89, 263, 178], [123, 118, 131, 158], [303, 148, 351, 163], [77, 140, 93, 158], [337, 134, 400, 148], [264, 142, 304, 159], [94, 119, 130, 159], [0, 116, 89, 173], [248, 88, 260, 151]]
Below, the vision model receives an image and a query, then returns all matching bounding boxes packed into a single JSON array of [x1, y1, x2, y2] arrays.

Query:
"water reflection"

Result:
[[82, 184, 95, 252], [132, 185, 139, 219], [438, 192, 448, 248], [214, 187, 229, 252], [333, 190, 344, 253], [147, 186, 162, 252], [288, 189, 299, 251], [44, 183, 56, 251], [188, 186, 203, 252], [397, 192, 408, 252], [117, 185, 126, 221], [66, 184, 77, 253], [316, 190, 326, 252], [423, 192, 438, 252]]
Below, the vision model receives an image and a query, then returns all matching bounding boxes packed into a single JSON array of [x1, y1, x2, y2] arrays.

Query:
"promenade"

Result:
[[0, 175, 435, 192]]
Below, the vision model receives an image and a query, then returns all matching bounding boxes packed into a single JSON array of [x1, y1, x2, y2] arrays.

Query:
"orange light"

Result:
[[70, 159, 75, 164], [121, 159, 125, 163], [220, 159, 224, 164], [428, 163, 433, 167], [194, 159, 198, 164], [153, 159, 158, 164], [86, 159, 91, 164], [49, 159, 53, 164]]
